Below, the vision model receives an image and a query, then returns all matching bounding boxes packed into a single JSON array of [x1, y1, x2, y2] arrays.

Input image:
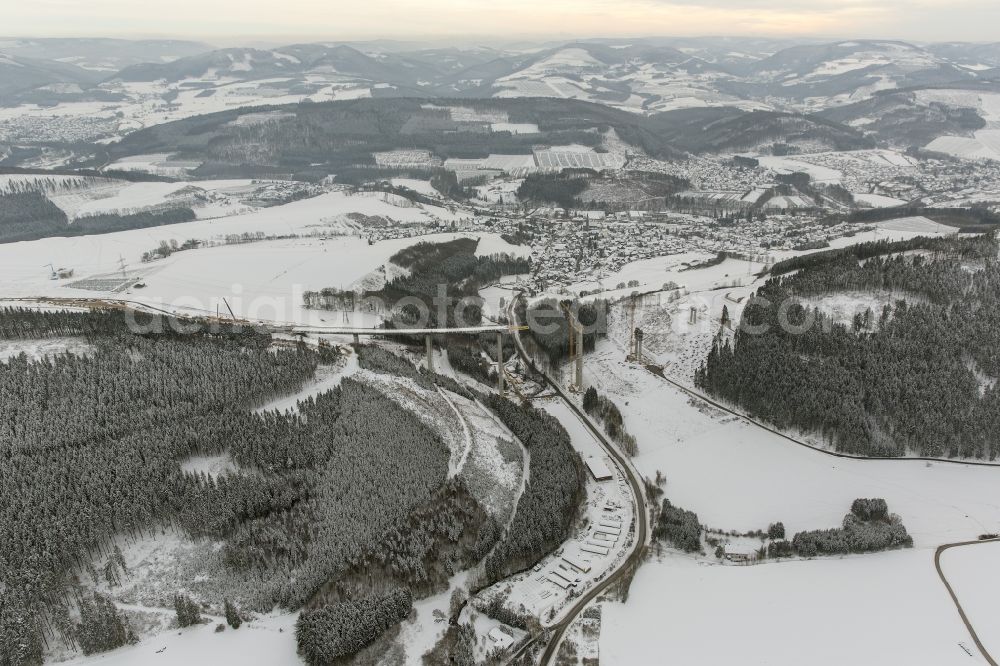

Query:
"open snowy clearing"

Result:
[[0, 336, 93, 362], [872, 216, 958, 235], [389, 178, 439, 196], [58, 179, 255, 220], [756, 154, 843, 183], [59, 611, 300, 666], [854, 192, 908, 208], [803, 290, 911, 327], [253, 350, 357, 414], [920, 91, 1000, 161], [0, 188, 479, 291], [602, 550, 982, 666], [178, 453, 239, 479]]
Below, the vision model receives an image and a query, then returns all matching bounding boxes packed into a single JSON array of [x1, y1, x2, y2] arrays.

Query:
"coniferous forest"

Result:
[[697, 232, 1000, 459], [480, 395, 585, 582], [0, 190, 196, 244], [303, 237, 530, 330], [0, 306, 582, 664]]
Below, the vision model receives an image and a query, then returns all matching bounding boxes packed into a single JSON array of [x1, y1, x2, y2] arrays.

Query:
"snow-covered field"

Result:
[[0, 185, 528, 315], [389, 178, 439, 196], [939, 541, 1000, 660], [110, 231, 525, 325], [576, 326, 1000, 665], [583, 345, 1000, 545], [921, 91, 1000, 161], [0, 75, 373, 145], [756, 154, 844, 183], [60, 611, 300, 666], [64, 180, 254, 220], [854, 192, 907, 208], [602, 550, 980, 666]]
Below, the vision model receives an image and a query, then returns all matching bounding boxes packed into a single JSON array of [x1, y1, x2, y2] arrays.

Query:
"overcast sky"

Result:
[[5, 0, 1000, 43]]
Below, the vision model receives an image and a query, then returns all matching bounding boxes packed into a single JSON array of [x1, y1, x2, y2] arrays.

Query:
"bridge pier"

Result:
[[574, 326, 584, 389], [352, 333, 360, 346], [497, 331, 505, 396], [425, 334, 434, 373]]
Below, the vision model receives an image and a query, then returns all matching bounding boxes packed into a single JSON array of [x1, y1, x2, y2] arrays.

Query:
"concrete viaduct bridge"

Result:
[[7, 297, 525, 395], [289, 323, 526, 395]]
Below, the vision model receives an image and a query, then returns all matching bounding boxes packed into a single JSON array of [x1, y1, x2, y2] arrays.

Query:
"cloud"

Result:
[[3, 0, 1000, 42]]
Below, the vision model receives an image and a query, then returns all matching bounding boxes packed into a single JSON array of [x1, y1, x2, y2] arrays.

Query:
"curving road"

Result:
[[505, 294, 650, 665], [934, 539, 1000, 666]]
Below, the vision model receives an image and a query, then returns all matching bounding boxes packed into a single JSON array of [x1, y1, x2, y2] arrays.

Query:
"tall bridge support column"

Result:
[[497, 331, 505, 396], [425, 334, 434, 373], [574, 326, 584, 389], [352, 333, 360, 346]]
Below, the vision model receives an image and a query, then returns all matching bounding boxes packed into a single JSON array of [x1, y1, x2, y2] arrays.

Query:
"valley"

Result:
[[2, 29, 1000, 666]]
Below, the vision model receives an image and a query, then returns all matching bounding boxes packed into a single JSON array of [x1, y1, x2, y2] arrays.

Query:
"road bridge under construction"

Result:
[[8, 296, 526, 395]]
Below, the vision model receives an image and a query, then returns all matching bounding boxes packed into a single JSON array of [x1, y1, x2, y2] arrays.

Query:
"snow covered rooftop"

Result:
[[585, 456, 614, 481]]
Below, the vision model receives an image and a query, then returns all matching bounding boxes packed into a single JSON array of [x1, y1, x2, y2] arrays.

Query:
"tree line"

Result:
[[0, 190, 196, 243], [583, 387, 638, 456], [480, 395, 585, 583]]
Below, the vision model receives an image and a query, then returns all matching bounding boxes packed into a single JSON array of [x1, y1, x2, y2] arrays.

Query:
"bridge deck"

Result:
[[291, 325, 514, 335]]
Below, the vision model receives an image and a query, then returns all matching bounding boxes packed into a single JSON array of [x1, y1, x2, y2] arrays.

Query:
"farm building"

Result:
[[585, 456, 614, 481], [562, 553, 592, 573], [723, 543, 759, 564]]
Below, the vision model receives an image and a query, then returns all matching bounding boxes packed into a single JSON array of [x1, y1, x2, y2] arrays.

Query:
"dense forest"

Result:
[[517, 170, 690, 210], [0, 191, 68, 243], [296, 587, 413, 665], [0, 189, 196, 243], [103, 97, 685, 179], [304, 237, 530, 330], [583, 387, 638, 456], [447, 343, 496, 386], [0, 309, 318, 662], [480, 395, 585, 583], [697, 232, 1000, 458], [653, 500, 703, 553], [0, 304, 588, 663], [516, 172, 591, 209], [788, 499, 912, 557], [0, 307, 522, 664]]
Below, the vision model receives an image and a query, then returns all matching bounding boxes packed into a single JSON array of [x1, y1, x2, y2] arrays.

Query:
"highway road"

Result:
[[505, 294, 650, 665]]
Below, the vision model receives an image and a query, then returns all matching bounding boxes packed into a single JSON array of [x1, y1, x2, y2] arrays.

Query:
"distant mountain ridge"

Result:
[[2, 36, 997, 113]]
